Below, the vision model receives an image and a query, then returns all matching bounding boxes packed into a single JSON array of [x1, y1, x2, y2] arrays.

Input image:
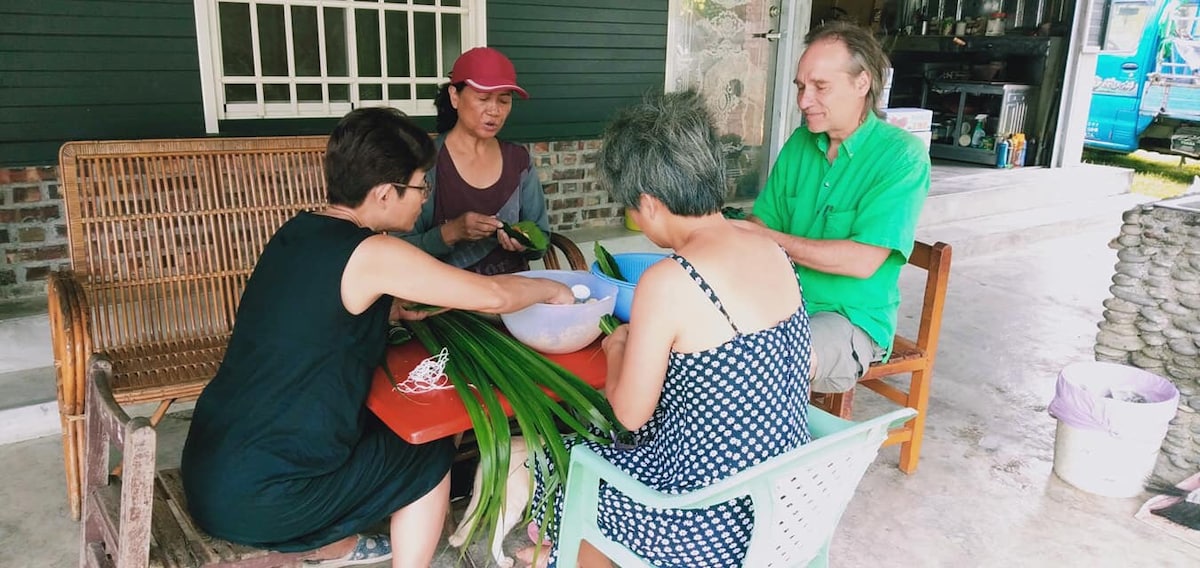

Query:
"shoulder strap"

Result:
[[669, 254, 740, 335]]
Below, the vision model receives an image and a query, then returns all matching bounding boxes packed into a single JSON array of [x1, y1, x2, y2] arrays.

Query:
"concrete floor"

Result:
[[2, 215, 1198, 567]]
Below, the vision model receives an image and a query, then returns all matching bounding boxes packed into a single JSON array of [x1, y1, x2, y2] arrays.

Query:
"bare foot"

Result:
[[515, 544, 552, 568], [304, 534, 358, 561]]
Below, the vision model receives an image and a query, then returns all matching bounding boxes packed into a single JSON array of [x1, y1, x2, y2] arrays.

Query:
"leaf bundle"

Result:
[[400, 311, 625, 552]]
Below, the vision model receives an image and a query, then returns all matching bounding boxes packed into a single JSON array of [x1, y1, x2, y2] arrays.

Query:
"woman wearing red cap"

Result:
[[398, 47, 550, 276]]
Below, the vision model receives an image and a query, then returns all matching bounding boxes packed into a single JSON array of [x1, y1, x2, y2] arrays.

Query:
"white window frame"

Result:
[[193, 0, 486, 133]]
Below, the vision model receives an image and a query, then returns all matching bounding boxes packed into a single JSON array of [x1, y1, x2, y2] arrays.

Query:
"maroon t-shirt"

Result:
[[432, 142, 531, 275]]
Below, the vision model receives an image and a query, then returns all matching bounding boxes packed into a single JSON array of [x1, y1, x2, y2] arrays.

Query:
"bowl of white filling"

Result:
[[500, 270, 617, 354]]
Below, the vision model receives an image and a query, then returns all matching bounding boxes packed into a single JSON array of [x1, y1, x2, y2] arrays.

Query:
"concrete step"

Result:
[[0, 367, 55, 412], [916, 192, 1153, 260], [0, 312, 52, 375], [919, 164, 1133, 227]]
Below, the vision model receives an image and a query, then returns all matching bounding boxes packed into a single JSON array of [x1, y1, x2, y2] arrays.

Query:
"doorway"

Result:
[[666, 0, 807, 201]]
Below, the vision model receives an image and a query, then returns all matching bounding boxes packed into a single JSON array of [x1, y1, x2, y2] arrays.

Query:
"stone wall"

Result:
[[1094, 204, 1200, 482], [0, 167, 67, 301], [0, 140, 624, 303]]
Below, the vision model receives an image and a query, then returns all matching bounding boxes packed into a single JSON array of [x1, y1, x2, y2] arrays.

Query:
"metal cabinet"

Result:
[[923, 81, 1036, 165]]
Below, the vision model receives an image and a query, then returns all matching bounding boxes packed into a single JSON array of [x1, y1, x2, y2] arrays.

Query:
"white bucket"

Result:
[[1049, 362, 1179, 498], [1052, 420, 1166, 498]]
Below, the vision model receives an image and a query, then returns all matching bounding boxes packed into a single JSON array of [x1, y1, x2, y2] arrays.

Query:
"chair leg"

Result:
[[62, 412, 83, 521], [811, 389, 854, 420], [110, 400, 175, 479], [148, 400, 174, 426], [898, 368, 932, 474]]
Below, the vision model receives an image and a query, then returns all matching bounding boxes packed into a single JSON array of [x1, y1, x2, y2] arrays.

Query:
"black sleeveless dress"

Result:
[[181, 212, 454, 552]]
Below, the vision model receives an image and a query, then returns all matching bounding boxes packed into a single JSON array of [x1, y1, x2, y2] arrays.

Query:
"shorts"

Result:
[[808, 311, 886, 394]]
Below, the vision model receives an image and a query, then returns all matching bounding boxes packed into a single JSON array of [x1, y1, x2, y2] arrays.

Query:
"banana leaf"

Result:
[[501, 221, 549, 252], [593, 241, 625, 281]]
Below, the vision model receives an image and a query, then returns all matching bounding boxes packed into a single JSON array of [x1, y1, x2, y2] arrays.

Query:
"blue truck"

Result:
[[1086, 0, 1200, 157]]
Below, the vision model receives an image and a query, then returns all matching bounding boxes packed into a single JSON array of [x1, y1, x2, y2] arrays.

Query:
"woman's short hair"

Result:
[[597, 90, 725, 216], [324, 107, 436, 206], [805, 21, 891, 117], [433, 82, 467, 133]]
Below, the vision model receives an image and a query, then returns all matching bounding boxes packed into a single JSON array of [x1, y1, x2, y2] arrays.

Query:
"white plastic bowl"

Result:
[[500, 270, 618, 354]]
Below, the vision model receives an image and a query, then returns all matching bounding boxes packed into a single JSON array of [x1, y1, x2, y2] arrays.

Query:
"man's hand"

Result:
[[728, 218, 766, 233], [442, 212, 503, 245], [731, 216, 888, 279]]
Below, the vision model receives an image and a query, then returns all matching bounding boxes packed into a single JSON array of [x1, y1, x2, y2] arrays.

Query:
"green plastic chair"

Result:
[[555, 406, 917, 568]]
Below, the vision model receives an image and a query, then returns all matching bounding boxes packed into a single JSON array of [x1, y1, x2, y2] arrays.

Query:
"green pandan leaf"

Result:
[[593, 242, 625, 281], [397, 311, 624, 553], [599, 314, 621, 336], [502, 221, 548, 252]]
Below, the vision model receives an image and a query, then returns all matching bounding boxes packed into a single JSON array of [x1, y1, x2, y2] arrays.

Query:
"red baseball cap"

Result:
[[449, 47, 529, 99]]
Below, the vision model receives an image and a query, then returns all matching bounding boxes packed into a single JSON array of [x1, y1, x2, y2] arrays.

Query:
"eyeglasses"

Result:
[[392, 182, 431, 199]]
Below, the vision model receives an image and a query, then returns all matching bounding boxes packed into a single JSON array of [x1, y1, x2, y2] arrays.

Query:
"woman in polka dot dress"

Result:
[[518, 90, 813, 568]]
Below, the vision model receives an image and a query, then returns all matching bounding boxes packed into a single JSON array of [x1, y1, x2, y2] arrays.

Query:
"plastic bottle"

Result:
[[1024, 138, 1037, 166], [1015, 134, 1026, 167], [970, 114, 987, 147], [1011, 133, 1025, 168], [995, 136, 1010, 168]]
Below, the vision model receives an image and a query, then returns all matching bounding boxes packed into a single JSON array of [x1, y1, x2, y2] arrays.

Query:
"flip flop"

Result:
[[304, 533, 392, 567]]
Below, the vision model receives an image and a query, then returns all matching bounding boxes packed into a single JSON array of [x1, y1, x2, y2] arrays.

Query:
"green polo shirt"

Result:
[[753, 112, 930, 359]]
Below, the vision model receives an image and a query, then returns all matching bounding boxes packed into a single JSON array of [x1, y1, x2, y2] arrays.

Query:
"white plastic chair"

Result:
[[555, 406, 917, 567]]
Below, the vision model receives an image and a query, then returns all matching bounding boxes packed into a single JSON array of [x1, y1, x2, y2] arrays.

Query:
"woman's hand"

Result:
[[540, 280, 576, 305], [389, 298, 448, 321], [601, 324, 629, 357], [443, 212, 503, 244], [496, 228, 528, 252]]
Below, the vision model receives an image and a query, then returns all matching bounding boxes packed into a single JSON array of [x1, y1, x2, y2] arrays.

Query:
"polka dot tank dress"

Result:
[[532, 253, 813, 567]]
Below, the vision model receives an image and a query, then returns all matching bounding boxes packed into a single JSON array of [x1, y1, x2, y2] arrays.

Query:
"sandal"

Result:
[[304, 533, 392, 567]]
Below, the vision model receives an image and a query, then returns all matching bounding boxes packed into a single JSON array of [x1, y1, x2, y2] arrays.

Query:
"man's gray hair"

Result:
[[805, 21, 891, 118], [597, 90, 725, 216]]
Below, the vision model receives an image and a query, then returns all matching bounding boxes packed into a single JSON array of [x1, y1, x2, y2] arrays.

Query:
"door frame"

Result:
[[662, 0, 811, 175]]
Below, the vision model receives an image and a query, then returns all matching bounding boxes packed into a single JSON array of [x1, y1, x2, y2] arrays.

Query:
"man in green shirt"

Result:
[[736, 22, 930, 394]]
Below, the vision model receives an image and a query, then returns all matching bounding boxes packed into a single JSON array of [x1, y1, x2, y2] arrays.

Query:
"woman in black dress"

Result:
[[181, 107, 573, 567]]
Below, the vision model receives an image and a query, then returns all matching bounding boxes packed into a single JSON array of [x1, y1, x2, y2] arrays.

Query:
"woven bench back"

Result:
[[58, 136, 330, 353]]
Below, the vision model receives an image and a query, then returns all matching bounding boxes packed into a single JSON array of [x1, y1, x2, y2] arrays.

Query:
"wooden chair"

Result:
[[810, 241, 952, 474], [81, 353, 311, 568], [542, 233, 587, 271]]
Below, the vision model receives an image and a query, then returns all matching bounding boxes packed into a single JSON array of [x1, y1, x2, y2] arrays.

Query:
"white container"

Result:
[[910, 130, 932, 150], [1049, 362, 1179, 498], [501, 270, 617, 354], [882, 107, 933, 132], [1053, 420, 1166, 498]]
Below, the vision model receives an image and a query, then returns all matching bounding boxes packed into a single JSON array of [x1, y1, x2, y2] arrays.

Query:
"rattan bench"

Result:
[[50, 136, 586, 520]]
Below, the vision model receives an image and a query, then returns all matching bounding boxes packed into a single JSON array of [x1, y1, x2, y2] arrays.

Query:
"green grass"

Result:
[[1082, 149, 1197, 198]]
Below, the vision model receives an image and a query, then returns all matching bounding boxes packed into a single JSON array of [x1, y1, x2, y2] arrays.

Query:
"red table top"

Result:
[[366, 339, 608, 444]]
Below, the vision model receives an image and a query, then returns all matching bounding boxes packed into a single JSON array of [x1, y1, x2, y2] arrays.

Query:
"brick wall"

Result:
[[0, 167, 67, 302], [527, 139, 625, 232], [0, 139, 625, 303]]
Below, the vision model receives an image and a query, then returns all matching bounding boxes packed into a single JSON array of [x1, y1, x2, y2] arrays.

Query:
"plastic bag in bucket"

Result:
[[1048, 361, 1179, 497], [1048, 362, 1178, 436]]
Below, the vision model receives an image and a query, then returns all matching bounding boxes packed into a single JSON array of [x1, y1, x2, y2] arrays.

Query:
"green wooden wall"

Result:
[[0, 0, 208, 167], [488, 0, 668, 142], [0, 0, 667, 167]]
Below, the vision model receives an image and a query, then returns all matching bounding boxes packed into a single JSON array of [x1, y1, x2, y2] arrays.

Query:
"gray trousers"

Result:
[[809, 311, 886, 394]]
